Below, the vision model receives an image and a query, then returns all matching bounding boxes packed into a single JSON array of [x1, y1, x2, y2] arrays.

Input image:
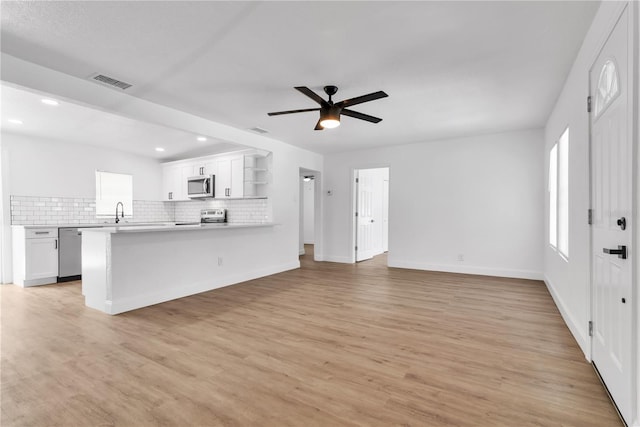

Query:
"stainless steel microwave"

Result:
[[187, 175, 215, 198]]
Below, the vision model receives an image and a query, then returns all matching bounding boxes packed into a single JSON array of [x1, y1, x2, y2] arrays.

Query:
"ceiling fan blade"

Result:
[[295, 86, 328, 106], [314, 119, 324, 130], [341, 109, 383, 123], [337, 91, 388, 108], [267, 108, 320, 116]]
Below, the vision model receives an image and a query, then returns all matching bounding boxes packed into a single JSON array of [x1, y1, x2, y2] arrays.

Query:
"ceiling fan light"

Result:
[[320, 106, 341, 129], [320, 118, 340, 129]]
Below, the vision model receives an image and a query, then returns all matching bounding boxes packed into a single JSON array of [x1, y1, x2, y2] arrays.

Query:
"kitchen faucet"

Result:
[[115, 202, 124, 223]]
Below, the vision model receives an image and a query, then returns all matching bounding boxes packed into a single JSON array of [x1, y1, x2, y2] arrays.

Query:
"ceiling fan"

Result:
[[268, 86, 388, 130]]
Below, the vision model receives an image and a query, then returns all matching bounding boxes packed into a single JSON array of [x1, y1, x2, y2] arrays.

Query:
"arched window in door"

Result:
[[594, 59, 620, 117]]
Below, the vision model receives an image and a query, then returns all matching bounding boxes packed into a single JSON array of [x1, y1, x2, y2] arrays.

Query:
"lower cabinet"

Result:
[[12, 227, 59, 287]]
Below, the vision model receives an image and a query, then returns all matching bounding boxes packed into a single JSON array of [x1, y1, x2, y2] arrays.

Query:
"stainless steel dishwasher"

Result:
[[58, 227, 82, 281]]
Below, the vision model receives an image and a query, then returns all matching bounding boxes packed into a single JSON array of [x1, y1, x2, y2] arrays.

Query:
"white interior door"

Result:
[[356, 170, 375, 262], [590, 7, 631, 423], [383, 178, 389, 252]]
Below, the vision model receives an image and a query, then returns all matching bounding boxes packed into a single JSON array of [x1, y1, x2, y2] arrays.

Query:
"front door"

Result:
[[590, 6, 632, 423]]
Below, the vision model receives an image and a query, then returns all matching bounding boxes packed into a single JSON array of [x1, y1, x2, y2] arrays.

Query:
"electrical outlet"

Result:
[[457, 254, 464, 262], [218, 256, 223, 266]]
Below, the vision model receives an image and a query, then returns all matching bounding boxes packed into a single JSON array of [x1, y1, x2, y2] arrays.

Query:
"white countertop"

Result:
[[80, 222, 276, 234], [13, 222, 174, 229]]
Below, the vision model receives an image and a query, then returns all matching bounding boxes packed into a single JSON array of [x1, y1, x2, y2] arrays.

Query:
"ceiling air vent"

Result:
[[90, 73, 133, 90], [249, 127, 268, 134]]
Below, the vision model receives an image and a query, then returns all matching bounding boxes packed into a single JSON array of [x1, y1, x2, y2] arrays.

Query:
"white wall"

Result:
[[1, 132, 162, 200], [303, 179, 315, 244], [323, 129, 544, 280]]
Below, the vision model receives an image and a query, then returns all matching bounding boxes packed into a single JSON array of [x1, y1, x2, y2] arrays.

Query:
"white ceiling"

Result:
[[0, 1, 599, 155], [0, 84, 245, 161]]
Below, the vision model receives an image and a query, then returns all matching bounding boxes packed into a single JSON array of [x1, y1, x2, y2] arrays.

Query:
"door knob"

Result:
[[603, 245, 627, 259]]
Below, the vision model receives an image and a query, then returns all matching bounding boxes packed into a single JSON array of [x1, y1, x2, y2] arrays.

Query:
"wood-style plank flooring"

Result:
[[1, 245, 622, 426]]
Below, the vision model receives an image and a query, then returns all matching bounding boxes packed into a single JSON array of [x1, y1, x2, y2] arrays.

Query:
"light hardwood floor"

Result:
[[1, 245, 622, 426]]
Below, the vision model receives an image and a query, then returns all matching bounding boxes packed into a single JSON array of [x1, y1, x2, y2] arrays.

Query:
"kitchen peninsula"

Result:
[[81, 222, 288, 314]]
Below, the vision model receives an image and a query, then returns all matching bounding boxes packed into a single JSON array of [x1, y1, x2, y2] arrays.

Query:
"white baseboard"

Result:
[[299, 249, 305, 255], [387, 260, 544, 281], [19, 276, 58, 287], [543, 275, 590, 360], [108, 261, 300, 315], [322, 255, 353, 263]]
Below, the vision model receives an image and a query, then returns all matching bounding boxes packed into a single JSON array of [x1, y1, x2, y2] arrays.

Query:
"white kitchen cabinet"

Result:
[[162, 164, 192, 201], [161, 150, 270, 201], [215, 154, 244, 198], [230, 156, 244, 198], [12, 227, 59, 287], [191, 160, 217, 177]]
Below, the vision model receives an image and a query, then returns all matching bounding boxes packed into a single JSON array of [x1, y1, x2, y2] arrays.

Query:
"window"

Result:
[[549, 128, 569, 258], [557, 129, 569, 257], [549, 144, 557, 248], [594, 59, 619, 117], [95, 171, 133, 218]]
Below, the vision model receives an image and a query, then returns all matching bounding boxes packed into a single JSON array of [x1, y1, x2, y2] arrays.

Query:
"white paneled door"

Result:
[[356, 170, 375, 262], [590, 6, 631, 424]]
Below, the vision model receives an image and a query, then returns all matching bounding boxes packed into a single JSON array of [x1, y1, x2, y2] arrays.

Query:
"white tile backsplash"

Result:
[[10, 195, 270, 225], [174, 198, 270, 224], [11, 196, 173, 225]]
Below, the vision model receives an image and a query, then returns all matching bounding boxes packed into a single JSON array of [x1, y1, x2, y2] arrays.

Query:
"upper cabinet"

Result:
[[191, 160, 217, 177], [161, 150, 271, 201], [161, 164, 192, 201], [214, 154, 244, 198]]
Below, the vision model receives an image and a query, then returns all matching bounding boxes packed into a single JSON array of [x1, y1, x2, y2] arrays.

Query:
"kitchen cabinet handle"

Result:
[[35, 231, 49, 235], [55, 239, 58, 250]]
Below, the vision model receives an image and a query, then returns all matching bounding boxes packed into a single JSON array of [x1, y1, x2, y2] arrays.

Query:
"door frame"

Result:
[[632, 3, 639, 425], [587, 2, 639, 425], [299, 167, 322, 261], [351, 165, 390, 264]]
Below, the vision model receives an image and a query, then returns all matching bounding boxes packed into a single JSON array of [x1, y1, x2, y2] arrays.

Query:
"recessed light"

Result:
[[8, 119, 23, 125], [196, 136, 207, 142], [155, 147, 165, 152], [41, 99, 59, 106]]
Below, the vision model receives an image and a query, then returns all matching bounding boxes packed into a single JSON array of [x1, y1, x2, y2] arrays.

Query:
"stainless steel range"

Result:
[[201, 209, 226, 223]]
